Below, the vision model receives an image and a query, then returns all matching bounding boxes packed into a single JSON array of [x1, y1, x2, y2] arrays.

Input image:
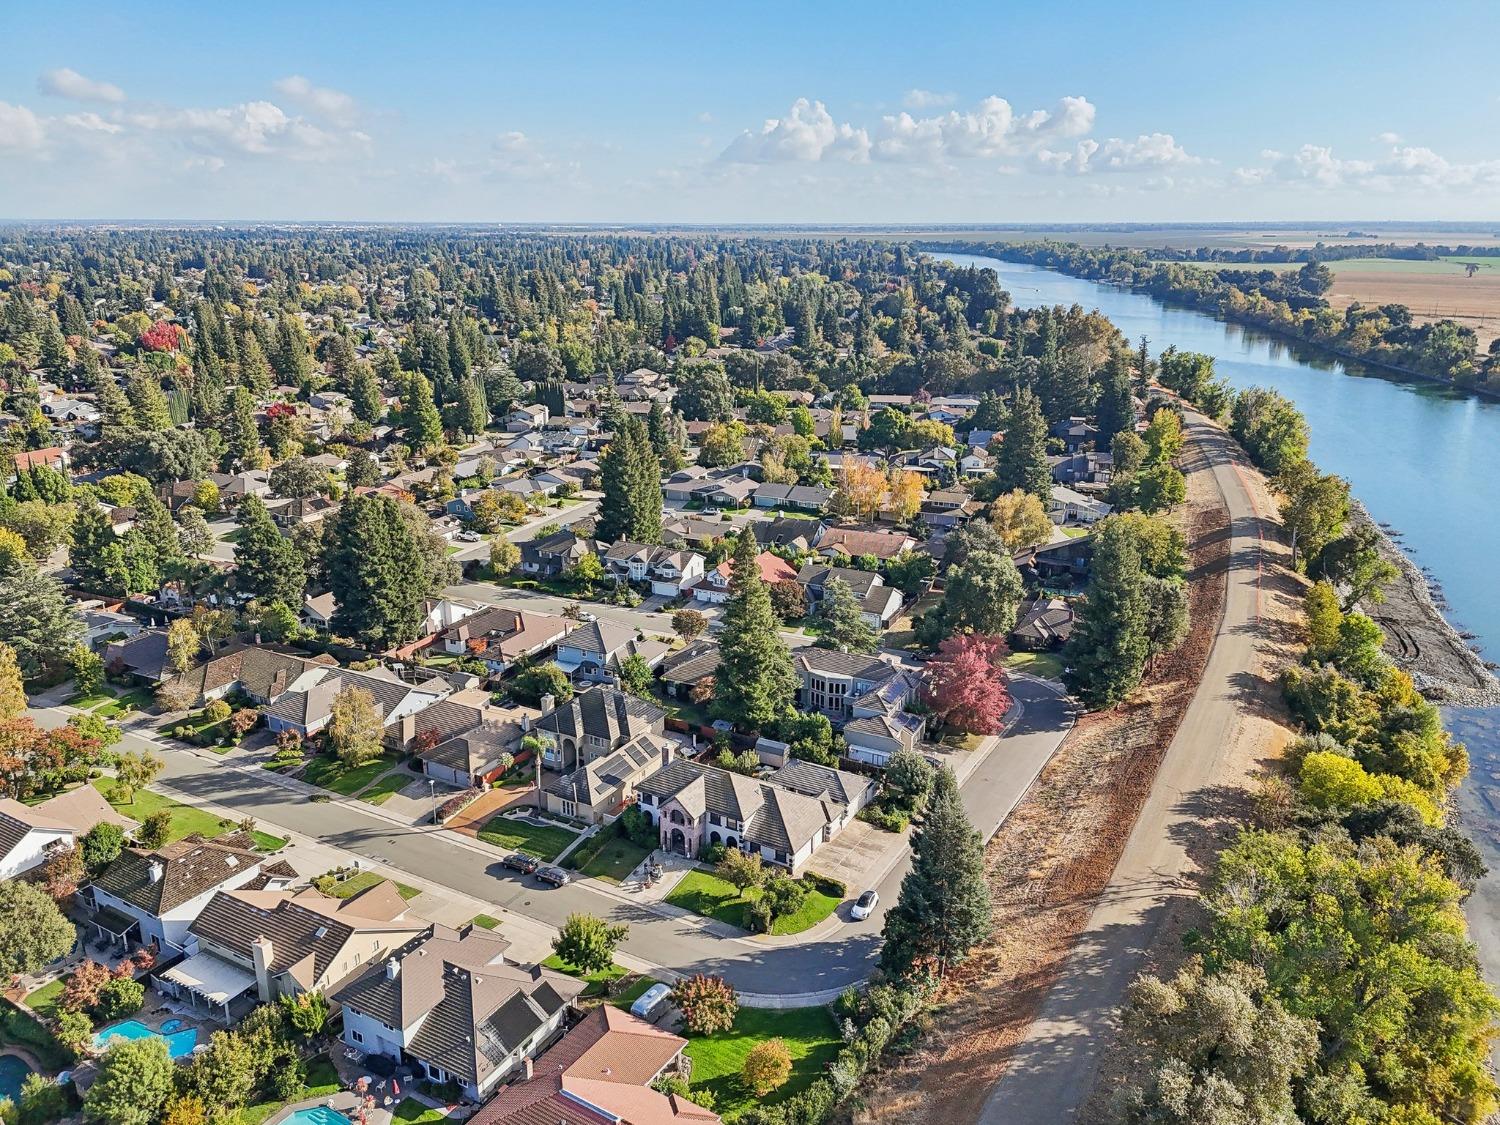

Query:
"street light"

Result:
[[429, 779, 436, 824]]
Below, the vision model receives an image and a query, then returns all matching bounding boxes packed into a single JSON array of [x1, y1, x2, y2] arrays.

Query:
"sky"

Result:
[[3, 0, 1499, 224]]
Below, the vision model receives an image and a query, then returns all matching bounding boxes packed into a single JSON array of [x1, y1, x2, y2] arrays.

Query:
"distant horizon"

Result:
[[2, 218, 1497, 231]]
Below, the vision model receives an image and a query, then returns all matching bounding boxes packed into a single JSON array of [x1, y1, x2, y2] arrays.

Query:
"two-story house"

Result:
[[795, 564, 904, 629], [793, 649, 911, 724], [519, 527, 595, 578], [83, 834, 268, 956], [1048, 484, 1112, 526], [160, 880, 428, 1021], [438, 606, 570, 676], [601, 543, 705, 597], [552, 621, 670, 686], [259, 665, 452, 742], [334, 925, 585, 1102], [533, 686, 666, 774], [0, 788, 134, 881], [690, 551, 796, 606]]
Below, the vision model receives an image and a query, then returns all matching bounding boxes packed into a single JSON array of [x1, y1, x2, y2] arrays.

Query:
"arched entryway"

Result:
[[669, 828, 687, 855], [709, 831, 722, 846]]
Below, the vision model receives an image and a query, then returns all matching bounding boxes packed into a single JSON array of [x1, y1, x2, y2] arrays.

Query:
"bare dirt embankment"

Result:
[[854, 426, 1302, 1125], [1353, 501, 1500, 706]]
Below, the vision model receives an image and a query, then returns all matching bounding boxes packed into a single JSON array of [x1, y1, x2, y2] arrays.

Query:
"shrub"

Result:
[[672, 974, 738, 1035], [94, 976, 144, 1021], [616, 804, 657, 849], [742, 1038, 793, 1096], [18, 1071, 67, 1125], [857, 803, 909, 833], [204, 700, 232, 724]]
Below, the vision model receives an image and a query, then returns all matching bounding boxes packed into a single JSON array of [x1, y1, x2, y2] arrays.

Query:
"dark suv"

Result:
[[502, 852, 541, 874], [535, 865, 572, 887]]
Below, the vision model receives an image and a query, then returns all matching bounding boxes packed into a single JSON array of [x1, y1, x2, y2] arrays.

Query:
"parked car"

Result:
[[850, 889, 879, 921], [502, 852, 541, 874], [535, 865, 571, 886], [456, 530, 481, 543], [630, 982, 673, 1021]]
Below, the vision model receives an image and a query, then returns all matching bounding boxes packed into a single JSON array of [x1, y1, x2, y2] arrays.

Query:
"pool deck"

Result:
[[268, 1090, 393, 1125]]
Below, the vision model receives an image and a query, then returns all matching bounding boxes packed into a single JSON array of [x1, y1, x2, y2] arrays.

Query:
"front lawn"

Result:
[[564, 832, 652, 883], [475, 814, 579, 861], [393, 1100, 448, 1124], [93, 779, 233, 843], [609, 976, 659, 1010], [541, 955, 628, 998], [321, 870, 421, 901], [683, 1006, 842, 1120], [89, 687, 153, 718], [1005, 649, 1065, 681], [471, 914, 502, 930], [359, 771, 413, 806], [249, 830, 288, 852], [301, 753, 401, 796], [665, 869, 841, 936]]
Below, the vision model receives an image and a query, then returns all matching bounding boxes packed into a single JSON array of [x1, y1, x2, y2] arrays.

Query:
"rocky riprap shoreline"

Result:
[[1350, 501, 1500, 707]]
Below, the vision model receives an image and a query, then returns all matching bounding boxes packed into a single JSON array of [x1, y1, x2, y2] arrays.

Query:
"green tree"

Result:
[[233, 495, 305, 607], [617, 652, 655, 698], [223, 387, 264, 469], [1143, 407, 1184, 464], [816, 577, 879, 654], [0, 642, 25, 718], [715, 848, 766, 894], [81, 822, 124, 872], [0, 880, 76, 977], [1277, 461, 1349, 569], [552, 913, 629, 976], [185, 1029, 256, 1118], [1063, 518, 1150, 709], [402, 371, 443, 452], [326, 685, 384, 766], [674, 364, 735, 421], [281, 990, 331, 1038], [993, 386, 1051, 499], [326, 495, 429, 647], [1094, 351, 1136, 448], [84, 1037, 175, 1125], [943, 549, 1024, 637], [713, 531, 798, 730], [350, 363, 385, 423], [0, 558, 84, 679], [596, 418, 662, 544], [880, 766, 992, 977]]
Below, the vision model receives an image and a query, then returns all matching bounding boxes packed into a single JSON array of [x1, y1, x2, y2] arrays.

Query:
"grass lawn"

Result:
[[1005, 650, 1065, 681], [90, 687, 153, 718], [471, 914, 502, 929], [324, 869, 422, 901], [684, 1006, 842, 1119], [301, 753, 401, 796], [359, 771, 412, 806], [609, 976, 659, 1010], [541, 955, 628, 998], [665, 870, 842, 936], [249, 830, 288, 852], [476, 814, 579, 861], [93, 778, 233, 843], [1060, 526, 1089, 539], [564, 831, 652, 883], [24, 977, 67, 1019], [393, 1100, 448, 1124]]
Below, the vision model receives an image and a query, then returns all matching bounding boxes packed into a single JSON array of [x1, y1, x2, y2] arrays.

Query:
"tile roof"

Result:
[[637, 760, 841, 854], [90, 834, 262, 915]]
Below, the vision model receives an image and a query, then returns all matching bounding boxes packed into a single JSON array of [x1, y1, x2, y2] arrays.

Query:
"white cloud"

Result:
[[0, 102, 45, 151], [1235, 141, 1500, 193], [696, 111, 714, 124], [37, 67, 125, 103], [720, 99, 870, 163], [61, 111, 123, 135], [903, 89, 956, 109], [1089, 132, 1201, 171], [126, 99, 369, 162], [273, 75, 359, 126], [1377, 131, 1401, 144]]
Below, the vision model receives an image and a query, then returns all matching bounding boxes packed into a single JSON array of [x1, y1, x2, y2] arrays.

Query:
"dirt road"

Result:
[[976, 410, 1290, 1125]]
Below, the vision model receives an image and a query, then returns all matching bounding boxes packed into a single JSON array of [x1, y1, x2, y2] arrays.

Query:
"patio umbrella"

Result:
[[391, 1078, 401, 1097]]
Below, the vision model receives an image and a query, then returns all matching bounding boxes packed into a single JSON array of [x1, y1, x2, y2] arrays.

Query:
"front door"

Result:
[[669, 828, 687, 855]]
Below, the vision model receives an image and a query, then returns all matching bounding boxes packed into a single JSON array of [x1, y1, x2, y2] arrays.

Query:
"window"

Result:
[[351, 1030, 364, 1044]]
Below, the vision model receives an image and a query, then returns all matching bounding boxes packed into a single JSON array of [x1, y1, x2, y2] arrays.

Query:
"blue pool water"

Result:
[[0, 1054, 32, 1105], [281, 1109, 348, 1125], [93, 1019, 199, 1059]]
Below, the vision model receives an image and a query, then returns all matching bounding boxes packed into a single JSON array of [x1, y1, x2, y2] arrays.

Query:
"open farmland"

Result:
[[1325, 257, 1500, 349]]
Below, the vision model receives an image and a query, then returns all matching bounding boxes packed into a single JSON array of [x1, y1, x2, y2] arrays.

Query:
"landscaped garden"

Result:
[[314, 869, 421, 901], [300, 752, 402, 796], [563, 831, 653, 883], [69, 685, 154, 718], [237, 1057, 340, 1125], [665, 869, 842, 936], [475, 813, 579, 861], [357, 770, 413, 806], [682, 1005, 842, 1120]]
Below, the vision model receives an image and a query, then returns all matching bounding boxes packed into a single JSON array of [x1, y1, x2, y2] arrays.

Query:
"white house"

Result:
[[0, 799, 75, 880], [1048, 484, 1112, 525]]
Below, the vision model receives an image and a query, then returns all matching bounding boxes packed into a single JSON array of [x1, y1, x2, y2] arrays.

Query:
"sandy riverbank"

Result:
[[1351, 501, 1500, 706]]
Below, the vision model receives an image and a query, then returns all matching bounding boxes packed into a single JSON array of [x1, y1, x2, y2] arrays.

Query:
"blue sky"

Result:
[[3, 0, 1498, 222]]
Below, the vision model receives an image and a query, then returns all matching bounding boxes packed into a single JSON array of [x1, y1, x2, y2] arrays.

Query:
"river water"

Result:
[[939, 252, 1500, 976]]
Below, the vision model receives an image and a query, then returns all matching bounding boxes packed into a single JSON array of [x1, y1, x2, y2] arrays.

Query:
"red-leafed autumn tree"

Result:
[[922, 633, 1013, 734], [138, 319, 183, 352]]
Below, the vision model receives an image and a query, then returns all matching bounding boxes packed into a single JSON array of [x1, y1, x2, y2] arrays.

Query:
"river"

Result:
[[938, 251, 1500, 982]]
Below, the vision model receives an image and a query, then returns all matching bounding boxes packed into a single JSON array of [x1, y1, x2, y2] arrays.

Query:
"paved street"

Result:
[[978, 411, 1276, 1123], [34, 676, 1071, 1002]]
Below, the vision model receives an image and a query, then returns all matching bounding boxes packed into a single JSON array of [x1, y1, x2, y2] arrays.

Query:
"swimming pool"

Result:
[[279, 1108, 347, 1125], [93, 1019, 199, 1059], [0, 1054, 32, 1105]]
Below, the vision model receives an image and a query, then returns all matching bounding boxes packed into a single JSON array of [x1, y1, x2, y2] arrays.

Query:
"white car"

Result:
[[850, 889, 879, 921], [456, 531, 481, 543]]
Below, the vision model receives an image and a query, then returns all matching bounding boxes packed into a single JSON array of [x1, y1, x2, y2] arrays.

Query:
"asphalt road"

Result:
[[977, 411, 1272, 1123], [38, 678, 1072, 1000]]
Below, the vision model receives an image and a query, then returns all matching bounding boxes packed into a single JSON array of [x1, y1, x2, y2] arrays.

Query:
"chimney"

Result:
[[661, 742, 672, 769], [400, 713, 417, 747], [251, 936, 274, 1003], [385, 957, 400, 981], [540, 693, 555, 715], [146, 860, 165, 884], [523, 1058, 534, 1080]]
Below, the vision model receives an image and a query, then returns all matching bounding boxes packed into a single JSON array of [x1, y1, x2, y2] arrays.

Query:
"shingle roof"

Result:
[[658, 641, 720, 687], [636, 760, 838, 855], [793, 648, 894, 681], [544, 735, 667, 809], [537, 687, 663, 744], [91, 834, 262, 915]]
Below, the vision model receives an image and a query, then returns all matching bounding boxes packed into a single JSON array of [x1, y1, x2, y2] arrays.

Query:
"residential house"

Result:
[[506, 404, 550, 432], [439, 606, 570, 676], [418, 717, 528, 789], [1015, 536, 1094, 583], [334, 924, 585, 1101], [750, 518, 826, 554], [265, 495, 338, 531], [553, 621, 670, 686], [303, 592, 337, 630], [661, 517, 734, 551], [959, 447, 993, 478], [1048, 484, 1112, 525], [698, 476, 756, 510], [1051, 417, 1099, 453], [533, 686, 666, 773], [83, 834, 268, 956], [158, 644, 339, 708], [656, 640, 719, 702], [635, 758, 874, 873], [205, 470, 273, 505], [468, 1005, 717, 1125], [838, 666, 928, 767], [601, 543, 705, 597], [793, 649, 914, 725], [0, 798, 80, 881], [1009, 596, 1076, 651], [796, 564, 903, 629], [163, 881, 427, 1021], [812, 525, 917, 562], [751, 482, 832, 513], [8, 446, 69, 484], [259, 665, 451, 742], [77, 602, 143, 650], [544, 734, 672, 824], [1050, 451, 1113, 486], [519, 528, 595, 578], [690, 551, 796, 606], [104, 628, 171, 684]]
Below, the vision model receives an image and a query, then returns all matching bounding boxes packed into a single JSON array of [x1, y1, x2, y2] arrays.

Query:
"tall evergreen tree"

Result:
[[0, 555, 84, 679], [1062, 518, 1151, 708], [125, 367, 172, 432], [880, 766, 992, 977], [1094, 350, 1136, 448], [713, 531, 797, 730], [68, 495, 117, 593], [326, 495, 429, 648], [233, 495, 305, 608], [993, 386, 1051, 499], [350, 363, 384, 423], [596, 418, 661, 544], [272, 314, 313, 383], [454, 375, 488, 438], [237, 331, 274, 396], [223, 387, 263, 469], [403, 371, 443, 452], [816, 577, 879, 654]]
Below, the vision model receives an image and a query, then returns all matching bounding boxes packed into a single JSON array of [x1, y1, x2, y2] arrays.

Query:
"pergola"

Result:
[[159, 953, 257, 1023]]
